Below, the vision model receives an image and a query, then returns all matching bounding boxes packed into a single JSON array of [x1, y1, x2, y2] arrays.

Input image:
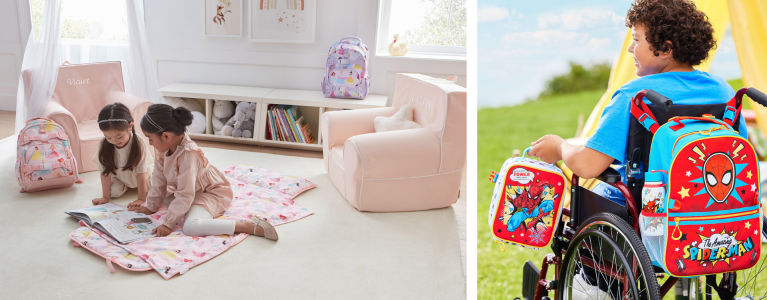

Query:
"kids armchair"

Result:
[[321, 73, 466, 212], [23, 61, 152, 173]]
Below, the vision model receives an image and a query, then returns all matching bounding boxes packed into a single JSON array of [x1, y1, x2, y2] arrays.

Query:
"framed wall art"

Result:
[[249, 0, 317, 43], [205, 0, 243, 37]]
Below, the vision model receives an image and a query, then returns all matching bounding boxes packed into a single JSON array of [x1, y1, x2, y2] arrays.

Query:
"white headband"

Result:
[[98, 119, 128, 124]]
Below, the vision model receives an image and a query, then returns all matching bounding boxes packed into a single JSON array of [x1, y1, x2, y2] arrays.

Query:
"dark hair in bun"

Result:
[[140, 104, 192, 136]]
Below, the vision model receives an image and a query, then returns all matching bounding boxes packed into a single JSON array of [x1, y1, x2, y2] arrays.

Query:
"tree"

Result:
[[30, 0, 43, 42], [401, 0, 467, 47], [539, 62, 612, 98]]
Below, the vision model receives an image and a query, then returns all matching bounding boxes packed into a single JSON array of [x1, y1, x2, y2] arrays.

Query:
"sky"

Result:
[[478, 0, 742, 108]]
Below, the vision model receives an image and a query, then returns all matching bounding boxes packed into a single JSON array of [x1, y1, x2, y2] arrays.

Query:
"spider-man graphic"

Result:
[[503, 182, 557, 232]]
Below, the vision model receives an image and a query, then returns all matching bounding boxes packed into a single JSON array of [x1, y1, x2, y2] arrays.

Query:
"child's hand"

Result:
[[529, 135, 565, 164], [92, 197, 109, 206], [153, 225, 172, 237], [128, 199, 146, 209], [129, 206, 154, 215]]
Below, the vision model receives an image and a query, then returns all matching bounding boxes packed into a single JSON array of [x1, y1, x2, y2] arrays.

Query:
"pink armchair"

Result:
[[321, 73, 467, 212], [23, 62, 153, 173]]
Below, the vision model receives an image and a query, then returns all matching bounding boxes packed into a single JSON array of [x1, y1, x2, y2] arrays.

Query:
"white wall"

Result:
[[0, 0, 467, 110], [0, 0, 26, 111], [145, 0, 466, 104]]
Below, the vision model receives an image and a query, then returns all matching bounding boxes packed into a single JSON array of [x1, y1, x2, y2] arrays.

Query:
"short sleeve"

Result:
[[135, 136, 153, 174], [92, 138, 105, 174], [585, 91, 631, 164]]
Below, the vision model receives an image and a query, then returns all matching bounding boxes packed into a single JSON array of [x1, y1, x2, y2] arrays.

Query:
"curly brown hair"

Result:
[[625, 0, 716, 66]]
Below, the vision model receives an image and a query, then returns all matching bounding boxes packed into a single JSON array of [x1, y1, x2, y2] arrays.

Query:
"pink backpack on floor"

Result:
[[15, 117, 81, 192]]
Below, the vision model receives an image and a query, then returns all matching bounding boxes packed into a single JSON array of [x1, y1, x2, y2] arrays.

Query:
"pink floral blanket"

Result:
[[69, 165, 316, 280]]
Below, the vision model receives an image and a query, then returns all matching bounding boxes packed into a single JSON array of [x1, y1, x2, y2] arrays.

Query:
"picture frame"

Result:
[[205, 0, 243, 37], [249, 0, 317, 43]]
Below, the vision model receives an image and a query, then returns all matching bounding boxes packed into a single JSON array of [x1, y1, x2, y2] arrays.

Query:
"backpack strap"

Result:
[[21, 158, 76, 176], [630, 90, 662, 134], [723, 88, 747, 127], [19, 131, 68, 145]]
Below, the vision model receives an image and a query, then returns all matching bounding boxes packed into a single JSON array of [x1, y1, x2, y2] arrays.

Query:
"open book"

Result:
[[65, 203, 159, 244]]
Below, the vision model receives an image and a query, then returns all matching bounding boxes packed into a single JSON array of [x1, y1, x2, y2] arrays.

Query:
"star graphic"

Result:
[[675, 247, 680, 252], [497, 229, 502, 233], [742, 189, 746, 195], [694, 183, 698, 188], [680, 233, 688, 242], [756, 230, 759, 235], [699, 226, 703, 231], [686, 170, 691, 177], [678, 186, 690, 199], [751, 183, 757, 192], [278, 17, 283, 22], [558, 182, 561, 186], [711, 228, 715, 232], [747, 170, 753, 179], [745, 221, 751, 229]]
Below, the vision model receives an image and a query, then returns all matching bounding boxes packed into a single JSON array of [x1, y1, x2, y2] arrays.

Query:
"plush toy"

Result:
[[212, 117, 228, 135], [187, 111, 206, 133], [388, 34, 409, 56], [222, 101, 257, 137], [373, 104, 422, 132], [165, 96, 203, 113], [213, 100, 235, 120], [238, 119, 255, 138]]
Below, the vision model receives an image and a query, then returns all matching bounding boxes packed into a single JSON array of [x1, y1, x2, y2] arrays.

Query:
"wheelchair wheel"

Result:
[[558, 213, 660, 300], [675, 268, 767, 300]]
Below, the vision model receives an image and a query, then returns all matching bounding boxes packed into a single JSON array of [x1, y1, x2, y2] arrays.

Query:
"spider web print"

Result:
[[528, 227, 546, 245]]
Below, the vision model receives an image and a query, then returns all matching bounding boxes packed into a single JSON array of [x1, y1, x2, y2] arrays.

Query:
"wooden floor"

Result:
[[0, 109, 467, 281]]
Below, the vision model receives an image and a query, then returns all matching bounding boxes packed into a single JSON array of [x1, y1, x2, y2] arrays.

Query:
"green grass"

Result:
[[477, 80, 766, 299], [477, 89, 603, 298]]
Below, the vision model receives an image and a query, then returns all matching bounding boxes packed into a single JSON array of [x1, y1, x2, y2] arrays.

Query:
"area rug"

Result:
[[0, 136, 465, 299], [69, 165, 316, 279]]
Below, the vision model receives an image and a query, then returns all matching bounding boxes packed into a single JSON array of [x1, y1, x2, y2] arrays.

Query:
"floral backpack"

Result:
[[321, 36, 369, 99], [15, 117, 80, 192], [633, 89, 762, 277], [488, 148, 568, 250]]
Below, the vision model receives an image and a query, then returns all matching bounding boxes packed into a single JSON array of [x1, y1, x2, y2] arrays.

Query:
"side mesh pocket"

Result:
[[640, 212, 666, 264]]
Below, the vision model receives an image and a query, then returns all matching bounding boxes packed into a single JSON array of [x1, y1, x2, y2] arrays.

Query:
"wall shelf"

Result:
[[161, 83, 388, 151]]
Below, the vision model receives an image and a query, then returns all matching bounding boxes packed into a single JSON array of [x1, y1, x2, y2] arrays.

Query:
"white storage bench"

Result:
[[160, 83, 388, 151]]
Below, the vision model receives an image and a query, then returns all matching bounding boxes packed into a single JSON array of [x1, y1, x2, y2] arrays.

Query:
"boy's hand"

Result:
[[529, 135, 565, 164], [129, 206, 154, 215], [153, 225, 172, 237], [92, 197, 109, 206], [128, 199, 146, 209]]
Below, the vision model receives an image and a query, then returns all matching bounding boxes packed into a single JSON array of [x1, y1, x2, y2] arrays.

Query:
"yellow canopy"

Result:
[[579, 0, 767, 139]]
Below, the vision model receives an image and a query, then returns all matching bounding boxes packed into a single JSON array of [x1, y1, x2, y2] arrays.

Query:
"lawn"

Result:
[[477, 79, 766, 299]]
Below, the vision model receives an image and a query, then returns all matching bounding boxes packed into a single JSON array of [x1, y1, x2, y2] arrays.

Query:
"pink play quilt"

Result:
[[69, 165, 316, 279]]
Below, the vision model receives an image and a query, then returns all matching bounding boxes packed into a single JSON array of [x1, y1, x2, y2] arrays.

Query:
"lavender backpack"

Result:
[[321, 36, 370, 99]]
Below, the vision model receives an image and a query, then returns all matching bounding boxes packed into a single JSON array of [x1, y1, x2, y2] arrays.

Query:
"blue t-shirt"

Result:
[[586, 70, 748, 205]]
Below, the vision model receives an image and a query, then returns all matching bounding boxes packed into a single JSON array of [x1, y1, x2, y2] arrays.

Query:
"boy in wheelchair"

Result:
[[526, 0, 751, 297], [528, 0, 747, 207]]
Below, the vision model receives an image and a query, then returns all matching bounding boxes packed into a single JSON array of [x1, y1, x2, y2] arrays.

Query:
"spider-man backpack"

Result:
[[634, 89, 762, 277], [487, 148, 568, 250]]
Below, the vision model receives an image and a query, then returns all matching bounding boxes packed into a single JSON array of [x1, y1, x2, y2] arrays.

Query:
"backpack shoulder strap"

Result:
[[724, 88, 746, 127], [630, 90, 662, 134]]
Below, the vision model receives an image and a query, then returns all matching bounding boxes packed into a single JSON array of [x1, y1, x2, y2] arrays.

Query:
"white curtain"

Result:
[[125, 0, 163, 104], [15, 0, 63, 133], [15, 0, 163, 133]]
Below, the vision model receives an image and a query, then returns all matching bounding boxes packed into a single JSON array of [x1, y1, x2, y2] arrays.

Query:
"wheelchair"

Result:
[[518, 88, 767, 300]]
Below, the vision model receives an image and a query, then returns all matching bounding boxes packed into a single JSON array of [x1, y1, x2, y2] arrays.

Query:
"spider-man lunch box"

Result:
[[488, 148, 568, 249]]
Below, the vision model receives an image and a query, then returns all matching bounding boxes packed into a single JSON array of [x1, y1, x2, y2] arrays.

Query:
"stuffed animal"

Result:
[[388, 34, 409, 56], [187, 111, 206, 133], [222, 101, 257, 137], [165, 97, 203, 113], [213, 100, 235, 120], [212, 117, 229, 135]]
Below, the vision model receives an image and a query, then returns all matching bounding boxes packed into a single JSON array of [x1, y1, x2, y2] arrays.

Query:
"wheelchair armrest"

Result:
[[597, 167, 622, 184]]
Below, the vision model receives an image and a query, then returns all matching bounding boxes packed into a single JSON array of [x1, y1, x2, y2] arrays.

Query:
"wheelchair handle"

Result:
[[746, 87, 767, 108], [645, 90, 673, 111]]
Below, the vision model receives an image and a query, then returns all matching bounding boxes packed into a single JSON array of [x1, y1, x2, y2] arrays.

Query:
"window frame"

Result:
[[376, 0, 466, 57]]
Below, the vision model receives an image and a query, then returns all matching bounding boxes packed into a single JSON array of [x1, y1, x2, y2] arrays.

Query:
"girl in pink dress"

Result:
[[128, 104, 277, 240]]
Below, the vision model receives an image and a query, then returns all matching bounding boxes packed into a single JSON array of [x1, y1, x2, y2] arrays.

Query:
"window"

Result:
[[30, 0, 129, 64], [377, 0, 466, 57]]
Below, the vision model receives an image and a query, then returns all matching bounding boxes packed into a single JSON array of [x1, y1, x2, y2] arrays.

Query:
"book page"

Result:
[[94, 216, 159, 244], [65, 203, 129, 225]]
